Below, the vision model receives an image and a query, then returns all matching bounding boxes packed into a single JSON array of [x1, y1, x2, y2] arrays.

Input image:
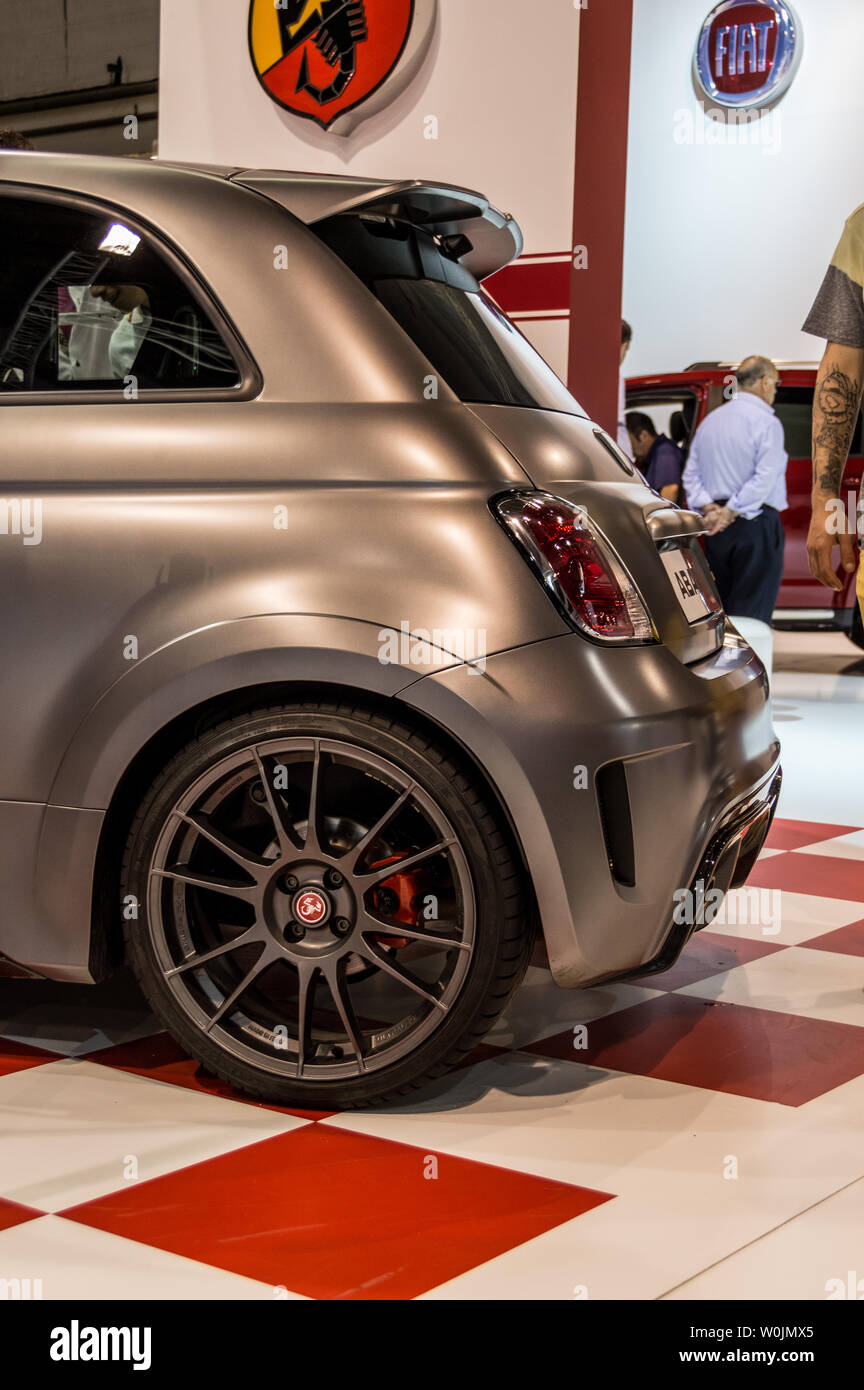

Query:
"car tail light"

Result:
[[495, 492, 655, 644]]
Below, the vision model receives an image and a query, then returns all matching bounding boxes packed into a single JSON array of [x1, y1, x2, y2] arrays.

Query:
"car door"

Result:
[[773, 382, 864, 612], [622, 384, 709, 506]]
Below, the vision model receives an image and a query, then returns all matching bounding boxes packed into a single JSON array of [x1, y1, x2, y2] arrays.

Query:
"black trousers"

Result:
[[703, 506, 785, 624]]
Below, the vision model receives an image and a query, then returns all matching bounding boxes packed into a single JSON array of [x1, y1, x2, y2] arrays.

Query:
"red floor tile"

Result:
[[62, 1125, 612, 1300], [0, 1198, 43, 1234], [524, 994, 864, 1106], [800, 919, 864, 958], [765, 819, 861, 852], [747, 852, 864, 902], [90, 1033, 336, 1122], [0, 1037, 61, 1077], [631, 931, 784, 992]]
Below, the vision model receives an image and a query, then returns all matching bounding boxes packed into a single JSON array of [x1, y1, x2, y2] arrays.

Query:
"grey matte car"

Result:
[[0, 152, 780, 1108]]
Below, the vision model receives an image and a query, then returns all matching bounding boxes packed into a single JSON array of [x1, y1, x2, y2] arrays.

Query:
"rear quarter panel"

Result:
[[0, 399, 567, 808]]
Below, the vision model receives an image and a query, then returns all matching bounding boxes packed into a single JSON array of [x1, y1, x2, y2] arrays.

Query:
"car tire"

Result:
[[848, 605, 864, 652], [122, 700, 533, 1109]]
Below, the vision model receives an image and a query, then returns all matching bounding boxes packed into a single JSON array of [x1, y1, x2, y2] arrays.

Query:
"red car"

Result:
[[626, 362, 864, 649]]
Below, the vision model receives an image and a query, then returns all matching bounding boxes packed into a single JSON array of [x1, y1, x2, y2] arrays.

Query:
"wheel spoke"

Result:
[[342, 782, 417, 870], [353, 938, 449, 1011], [166, 925, 262, 977], [205, 943, 276, 1030], [304, 739, 323, 855], [294, 959, 319, 1079], [354, 839, 456, 888], [174, 810, 269, 875], [252, 747, 302, 856], [152, 866, 259, 901], [322, 958, 367, 1071], [360, 914, 470, 953]]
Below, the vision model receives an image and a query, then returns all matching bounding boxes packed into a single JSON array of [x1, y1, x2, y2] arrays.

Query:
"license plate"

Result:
[[660, 548, 713, 622]]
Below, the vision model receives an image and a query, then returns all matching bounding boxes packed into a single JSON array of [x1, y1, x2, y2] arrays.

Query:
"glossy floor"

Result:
[[1, 631, 862, 1300]]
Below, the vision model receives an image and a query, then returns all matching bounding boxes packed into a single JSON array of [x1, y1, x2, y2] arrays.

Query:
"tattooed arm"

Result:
[[807, 343, 864, 589]]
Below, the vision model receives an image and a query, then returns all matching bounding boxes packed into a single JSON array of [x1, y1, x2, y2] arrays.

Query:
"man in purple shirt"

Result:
[[626, 412, 683, 502]]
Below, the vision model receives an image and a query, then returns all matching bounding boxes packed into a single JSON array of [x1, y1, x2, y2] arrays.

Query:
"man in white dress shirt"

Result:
[[683, 356, 788, 625]]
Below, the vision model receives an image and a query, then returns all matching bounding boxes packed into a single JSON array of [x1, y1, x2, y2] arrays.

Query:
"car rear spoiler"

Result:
[[231, 171, 524, 280]]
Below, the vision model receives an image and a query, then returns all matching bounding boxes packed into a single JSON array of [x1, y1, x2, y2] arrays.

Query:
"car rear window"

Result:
[[375, 277, 583, 414], [316, 214, 586, 416]]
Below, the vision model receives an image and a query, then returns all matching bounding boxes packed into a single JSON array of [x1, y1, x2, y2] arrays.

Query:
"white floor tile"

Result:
[[681, 946, 864, 1026], [707, 884, 784, 939], [0, 1215, 296, 1300], [661, 1175, 864, 1301], [709, 889, 864, 945], [795, 830, 864, 862], [770, 636, 864, 823], [0, 1059, 307, 1212]]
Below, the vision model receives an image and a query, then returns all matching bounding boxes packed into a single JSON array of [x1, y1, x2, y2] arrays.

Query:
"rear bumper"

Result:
[[405, 629, 781, 988], [616, 767, 782, 982]]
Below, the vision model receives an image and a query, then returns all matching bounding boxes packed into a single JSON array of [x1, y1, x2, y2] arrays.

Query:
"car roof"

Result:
[[627, 364, 820, 391], [683, 359, 821, 372], [0, 151, 523, 279]]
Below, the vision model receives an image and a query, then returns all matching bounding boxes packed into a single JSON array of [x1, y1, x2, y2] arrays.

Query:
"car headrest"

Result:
[[669, 410, 689, 445]]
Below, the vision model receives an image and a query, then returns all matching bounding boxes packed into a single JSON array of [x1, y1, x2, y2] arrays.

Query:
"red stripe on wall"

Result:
[[485, 259, 571, 315], [568, 0, 634, 433]]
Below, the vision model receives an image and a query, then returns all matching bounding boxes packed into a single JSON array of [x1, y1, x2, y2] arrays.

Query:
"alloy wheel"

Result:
[[145, 736, 476, 1082]]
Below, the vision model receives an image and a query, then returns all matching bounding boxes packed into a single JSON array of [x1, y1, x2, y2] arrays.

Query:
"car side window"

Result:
[[0, 194, 241, 393], [772, 388, 814, 460], [773, 385, 864, 460]]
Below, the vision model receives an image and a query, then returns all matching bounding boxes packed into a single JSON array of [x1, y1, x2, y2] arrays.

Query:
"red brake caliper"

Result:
[[370, 854, 425, 949]]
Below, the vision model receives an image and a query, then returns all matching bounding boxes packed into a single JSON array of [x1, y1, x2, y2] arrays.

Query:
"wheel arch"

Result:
[[89, 677, 539, 978]]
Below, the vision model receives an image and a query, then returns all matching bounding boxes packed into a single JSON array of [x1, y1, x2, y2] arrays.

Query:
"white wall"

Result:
[[624, 0, 864, 376], [159, 0, 580, 372], [0, 0, 159, 101]]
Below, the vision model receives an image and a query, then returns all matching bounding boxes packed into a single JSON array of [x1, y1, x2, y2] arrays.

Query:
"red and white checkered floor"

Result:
[[1, 634, 863, 1300]]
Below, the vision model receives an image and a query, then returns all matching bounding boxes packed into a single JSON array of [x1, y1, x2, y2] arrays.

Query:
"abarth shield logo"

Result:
[[249, 0, 418, 131]]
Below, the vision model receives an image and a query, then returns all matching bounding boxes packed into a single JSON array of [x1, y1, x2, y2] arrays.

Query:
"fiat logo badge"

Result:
[[694, 1, 803, 110], [294, 889, 329, 926]]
